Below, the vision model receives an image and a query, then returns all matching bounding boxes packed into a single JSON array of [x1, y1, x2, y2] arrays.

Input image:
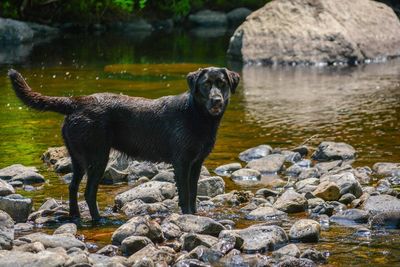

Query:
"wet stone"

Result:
[[151, 171, 175, 183], [373, 162, 400, 176], [313, 181, 341, 201], [53, 223, 77, 235], [238, 144, 272, 162], [339, 193, 356, 205], [273, 189, 308, 213], [121, 236, 153, 256], [289, 219, 320, 242], [310, 202, 334, 217], [0, 180, 14, 196], [246, 154, 286, 174], [164, 214, 225, 237], [214, 163, 242, 176], [362, 194, 400, 214], [96, 244, 119, 256], [296, 178, 319, 194], [300, 248, 328, 264], [320, 172, 363, 198], [272, 244, 300, 258], [330, 209, 370, 225], [369, 211, 400, 229], [0, 210, 14, 250], [197, 176, 225, 197], [18, 232, 85, 250], [181, 233, 218, 251], [127, 244, 175, 266], [312, 141, 356, 162], [0, 194, 33, 223], [230, 168, 261, 183], [246, 206, 287, 221]]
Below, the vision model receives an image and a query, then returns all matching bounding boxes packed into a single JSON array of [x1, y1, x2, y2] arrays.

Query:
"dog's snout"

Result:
[[211, 97, 223, 106]]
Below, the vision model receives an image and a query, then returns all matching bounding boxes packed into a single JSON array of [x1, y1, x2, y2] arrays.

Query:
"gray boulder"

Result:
[[300, 248, 328, 264], [214, 163, 242, 176], [189, 10, 228, 27], [127, 244, 174, 266], [0, 164, 44, 184], [239, 145, 272, 162], [122, 199, 171, 217], [121, 236, 153, 256], [164, 214, 225, 236], [246, 154, 286, 174], [0, 250, 67, 267], [111, 216, 163, 245], [295, 178, 319, 194], [272, 243, 300, 258], [0, 180, 14, 196], [312, 142, 356, 161], [289, 219, 320, 242], [320, 172, 362, 198], [18, 232, 85, 250], [330, 209, 370, 225], [373, 162, 400, 176], [180, 233, 218, 251], [115, 181, 176, 207], [227, 0, 400, 65], [246, 206, 287, 221], [197, 176, 225, 197], [220, 225, 288, 252], [0, 194, 32, 223], [231, 168, 261, 183], [273, 189, 308, 213], [370, 211, 400, 229], [53, 223, 77, 235], [312, 181, 341, 201], [0, 210, 14, 250], [362, 194, 400, 214], [152, 171, 175, 183]]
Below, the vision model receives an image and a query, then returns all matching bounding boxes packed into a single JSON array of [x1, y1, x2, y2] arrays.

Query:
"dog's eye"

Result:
[[217, 81, 226, 88], [203, 82, 211, 89]]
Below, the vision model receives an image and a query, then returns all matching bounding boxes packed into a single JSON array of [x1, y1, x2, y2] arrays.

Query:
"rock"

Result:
[[272, 244, 300, 258], [161, 222, 182, 239], [312, 142, 356, 162], [0, 164, 44, 184], [214, 163, 242, 176], [373, 162, 400, 176], [197, 176, 225, 197], [339, 193, 356, 205], [41, 147, 68, 165], [189, 10, 228, 27], [295, 178, 319, 193], [230, 168, 261, 183], [53, 157, 72, 173], [310, 202, 334, 217], [289, 219, 320, 242], [330, 209, 370, 225], [121, 236, 153, 256], [115, 181, 176, 207], [0, 194, 32, 222], [103, 166, 128, 184], [273, 189, 308, 213], [127, 244, 174, 266], [64, 249, 90, 266], [227, 8, 252, 26], [0, 210, 14, 250], [212, 190, 253, 206], [122, 199, 171, 217], [362, 194, 400, 214], [164, 214, 225, 236], [53, 223, 77, 235], [175, 258, 211, 267], [19, 232, 85, 250], [227, 0, 400, 65], [320, 172, 363, 198], [315, 160, 343, 174], [0, 18, 34, 44], [246, 154, 286, 174], [111, 216, 163, 245], [218, 232, 244, 251], [370, 211, 400, 229], [152, 171, 175, 183], [39, 198, 59, 211], [246, 206, 287, 221], [298, 168, 320, 180], [96, 244, 119, 256], [0, 180, 15, 196], [13, 241, 45, 253], [0, 250, 67, 267], [126, 161, 163, 181], [238, 145, 272, 162], [300, 248, 328, 264], [353, 166, 373, 184], [221, 225, 287, 252], [89, 254, 128, 266], [313, 181, 341, 201], [285, 164, 303, 177], [281, 150, 302, 163], [181, 233, 218, 251], [255, 188, 279, 198], [278, 258, 317, 267], [112, 19, 154, 32], [14, 222, 33, 232]]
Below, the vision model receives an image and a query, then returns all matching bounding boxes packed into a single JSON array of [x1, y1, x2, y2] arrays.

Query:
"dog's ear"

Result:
[[187, 68, 205, 94], [223, 68, 240, 94]]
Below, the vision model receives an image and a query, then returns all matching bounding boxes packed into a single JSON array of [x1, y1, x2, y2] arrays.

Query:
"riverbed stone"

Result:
[[189, 10, 228, 27], [278, 257, 317, 267], [227, 0, 400, 65], [239, 145, 272, 162], [273, 189, 308, 213], [272, 243, 300, 258], [89, 254, 128, 266], [320, 172, 363, 198], [39, 198, 59, 211], [214, 163, 242, 176], [0, 210, 14, 250], [313, 181, 341, 201], [0, 194, 32, 223], [164, 214, 225, 237], [289, 219, 320, 242], [53, 223, 77, 235], [212, 190, 253, 206], [295, 178, 319, 193], [369, 211, 400, 229], [246, 206, 287, 221], [111, 216, 163, 245], [103, 166, 128, 184], [312, 142, 356, 162], [122, 199, 170, 217], [121, 236, 153, 256], [339, 193, 356, 205], [19, 232, 85, 250], [300, 248, 328, 264], [96, 244, 119, 256], [330, 209, 370, 225], [152, 171, 175, 183], [197, 176, 225, 197], [127, 244, 175, 266], [0, 164, 44, 184], [0, 180, 14, 196], [220, 225, 287, 252], [181, 233, 218, 251], [246, 154, 286, 174], [362, 194, 400, 214], [0, 250, 67, 267], [14, 222, 33, 232], [227, 7, 252, 26], [115, 181, 176, 207], [231, 168, 261, 183], [373, 162, 400, 176]]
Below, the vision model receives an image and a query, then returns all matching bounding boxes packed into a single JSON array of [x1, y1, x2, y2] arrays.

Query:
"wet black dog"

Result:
[[8, 67, 240, 220]]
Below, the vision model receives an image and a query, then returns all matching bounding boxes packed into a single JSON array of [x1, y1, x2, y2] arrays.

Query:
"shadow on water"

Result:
[[0, 30, 400, 266]]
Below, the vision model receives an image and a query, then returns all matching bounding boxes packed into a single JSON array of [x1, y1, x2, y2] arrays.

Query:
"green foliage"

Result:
[[113, 0, 134, 12]]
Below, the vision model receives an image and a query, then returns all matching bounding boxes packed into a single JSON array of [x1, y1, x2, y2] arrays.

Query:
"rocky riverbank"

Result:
[[0, 140, 399, 266]]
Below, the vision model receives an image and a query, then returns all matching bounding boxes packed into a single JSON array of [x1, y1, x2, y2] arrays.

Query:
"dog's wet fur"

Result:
[[8, 67, 240, 220]]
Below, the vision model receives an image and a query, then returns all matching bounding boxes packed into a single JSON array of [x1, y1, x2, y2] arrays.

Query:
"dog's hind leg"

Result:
[[188, 160, 203, 214], [85, 151, 110, 221], [174, 161, 192, 214], [68, 157, 85, 218]]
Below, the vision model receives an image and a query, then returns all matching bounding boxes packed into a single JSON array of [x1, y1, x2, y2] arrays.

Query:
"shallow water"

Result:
[[0, 31, 400, 266]]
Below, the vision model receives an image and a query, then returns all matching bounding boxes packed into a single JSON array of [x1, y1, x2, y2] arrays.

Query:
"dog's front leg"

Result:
[[189, 160, 203, 214], [174, 161, 192, 214]]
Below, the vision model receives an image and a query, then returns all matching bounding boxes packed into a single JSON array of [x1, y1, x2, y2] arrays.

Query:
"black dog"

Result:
[[8, 67, 240, 220]]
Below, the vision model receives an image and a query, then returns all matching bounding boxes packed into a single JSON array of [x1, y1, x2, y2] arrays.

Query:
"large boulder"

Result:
[[0, 211, 14, 250], [228, 0, 400, 65], [0, 194, 32, 223], [373, 162, 400, 176], [115, 181, 176, 208], [320, 172, 363, 198], [197, 176, 225, 197], [312, 142, 356, 162], [362, 195, 400, 214]]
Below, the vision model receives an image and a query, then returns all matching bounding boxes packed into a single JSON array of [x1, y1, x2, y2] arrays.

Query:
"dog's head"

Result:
[[187, 67, 240, 117]]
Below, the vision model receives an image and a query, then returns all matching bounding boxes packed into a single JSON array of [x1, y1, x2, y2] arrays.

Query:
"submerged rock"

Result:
[[239, 145, 272, 162], [231, 168, 261, 183], [214, 163, 242, 177], [227, 0, 400, 65]]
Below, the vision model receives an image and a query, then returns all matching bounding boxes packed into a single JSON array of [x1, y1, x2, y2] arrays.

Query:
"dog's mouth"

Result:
[[209, 105, 223, 116]]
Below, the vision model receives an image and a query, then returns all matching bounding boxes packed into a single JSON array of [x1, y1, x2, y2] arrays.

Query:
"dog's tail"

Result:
[[8, 69, 76, 115]]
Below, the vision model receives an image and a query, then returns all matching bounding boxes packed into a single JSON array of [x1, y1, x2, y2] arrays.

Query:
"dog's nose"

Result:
[[211, 97, 222, 106]]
